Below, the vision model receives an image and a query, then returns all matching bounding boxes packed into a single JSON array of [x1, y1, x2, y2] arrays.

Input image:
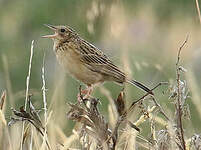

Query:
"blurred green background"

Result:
[[0, 0, 201, 135]]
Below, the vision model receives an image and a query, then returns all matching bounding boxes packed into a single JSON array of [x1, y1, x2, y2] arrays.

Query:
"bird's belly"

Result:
[[55, 50, 103, 85]]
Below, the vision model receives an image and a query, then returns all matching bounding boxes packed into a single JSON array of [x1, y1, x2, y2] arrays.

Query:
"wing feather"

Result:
[[80, 54, 125, 82], [77, 38, 126, 82]]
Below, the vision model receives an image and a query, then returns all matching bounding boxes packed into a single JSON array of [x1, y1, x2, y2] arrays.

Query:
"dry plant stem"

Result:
[[110, 82, 167, 147], [0, 91, 13, 150], [20, 40, 34, 150], [29, 126, 33, 150], [195, 0, 201, 24], [151, 97, 170, 121], [175, 35, 188, 150], [41, 53, 49, 150], [128, 82, 167, 114], [176, 35, 188, 65], [0, 91, 6, 125]]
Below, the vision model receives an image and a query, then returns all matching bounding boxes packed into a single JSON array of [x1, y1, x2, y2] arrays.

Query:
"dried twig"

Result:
[[127, 82, 167, 114], [175, 35, 189, 150], [151, 97, 170, 121], [176, 35, 189, 65]]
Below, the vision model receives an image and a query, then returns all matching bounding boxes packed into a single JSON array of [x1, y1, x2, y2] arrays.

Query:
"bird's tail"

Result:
[[126, 79, 153, 95]]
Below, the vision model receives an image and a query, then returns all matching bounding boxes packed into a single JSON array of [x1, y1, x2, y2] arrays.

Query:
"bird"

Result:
[[42, 24, 153, 97]]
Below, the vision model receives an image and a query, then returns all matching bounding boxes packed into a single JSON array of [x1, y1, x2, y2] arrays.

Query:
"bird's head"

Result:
[[42, 24, 77, 41]]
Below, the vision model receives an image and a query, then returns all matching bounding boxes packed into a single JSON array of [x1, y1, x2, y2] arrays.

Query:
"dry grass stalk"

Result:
[[20, 40, 34, 150], [0, 90, 13, 150], [41, 53, 49, 150], [24, 40, 35, 110], [0, 109, 7, 126], [9, 95, 51, 150], [8, 40, 51, 150], [0, 90, 7, 126], [29, 125, 34, 150], [175, 35, 189, 150]]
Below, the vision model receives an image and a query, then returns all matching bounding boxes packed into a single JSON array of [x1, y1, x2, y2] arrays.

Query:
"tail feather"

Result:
[[127, 79, 153, 95]]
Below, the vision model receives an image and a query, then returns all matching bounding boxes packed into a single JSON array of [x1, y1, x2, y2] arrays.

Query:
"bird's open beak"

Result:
[[42, 24, 58, 38]]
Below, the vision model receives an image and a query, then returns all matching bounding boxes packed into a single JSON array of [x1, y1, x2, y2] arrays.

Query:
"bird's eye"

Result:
[[60, 28, 66, 33]]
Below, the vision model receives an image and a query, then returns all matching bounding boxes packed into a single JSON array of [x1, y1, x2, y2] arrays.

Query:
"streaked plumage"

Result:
[[42, 24, 153, 94]]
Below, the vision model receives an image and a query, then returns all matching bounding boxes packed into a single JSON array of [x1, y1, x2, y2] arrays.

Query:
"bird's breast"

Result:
[[55, 42, 81, 73], [54, 42, 104, 85]]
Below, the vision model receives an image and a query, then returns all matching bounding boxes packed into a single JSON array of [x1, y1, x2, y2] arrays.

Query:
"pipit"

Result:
[[42, 24, 153, 96]]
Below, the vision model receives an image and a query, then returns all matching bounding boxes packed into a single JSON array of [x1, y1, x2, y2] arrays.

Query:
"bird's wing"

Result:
[[77, 38, 126, 82], [78, 39, 107, 56], [80, 53, 126, 82], [81, 54, 125, 80]]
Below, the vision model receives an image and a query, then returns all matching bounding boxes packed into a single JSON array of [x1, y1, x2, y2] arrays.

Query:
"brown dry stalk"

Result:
[[127, 82, 167, 114], [175, 35, 189, 150]]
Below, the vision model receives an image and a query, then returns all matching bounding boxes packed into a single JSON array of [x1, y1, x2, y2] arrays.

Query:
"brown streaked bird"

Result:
[[42, 24, 153, 96]]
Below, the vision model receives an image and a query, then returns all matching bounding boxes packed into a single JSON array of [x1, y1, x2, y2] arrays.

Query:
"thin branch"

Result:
[[175, 35, 189, 150], [20, 40, 34, 150], [151, 97, 170, 121], [195, 0, 201, 24], [128, 82, 167, 114], [176, 35, 189, 66]]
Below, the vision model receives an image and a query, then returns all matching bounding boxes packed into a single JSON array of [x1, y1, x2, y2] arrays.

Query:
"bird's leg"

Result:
[[77, 85, 93, 103], [82, 85, 93, 99]]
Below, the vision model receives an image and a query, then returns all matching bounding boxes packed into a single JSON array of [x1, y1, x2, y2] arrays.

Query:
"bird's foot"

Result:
[[77, 86, 93, 103]]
